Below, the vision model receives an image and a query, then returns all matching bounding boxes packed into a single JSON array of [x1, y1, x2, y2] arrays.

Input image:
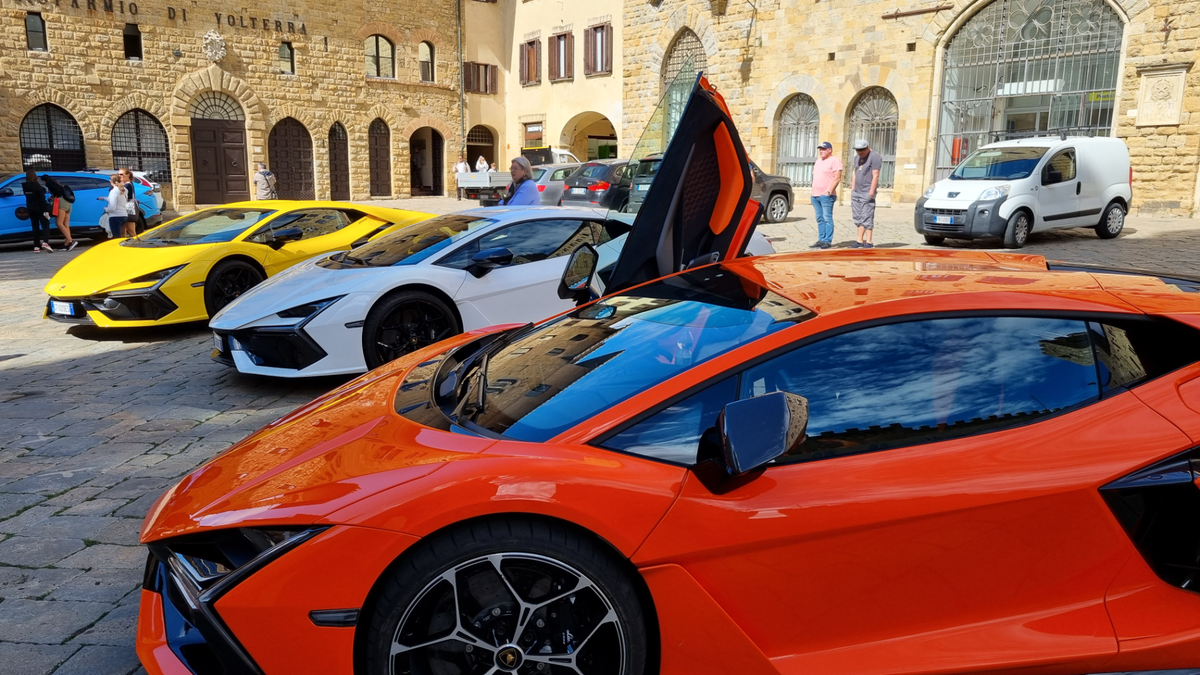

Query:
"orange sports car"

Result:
[[137, 78, 1200, 675]]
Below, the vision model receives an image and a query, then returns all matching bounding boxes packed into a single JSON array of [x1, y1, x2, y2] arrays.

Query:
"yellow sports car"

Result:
[[44, 201, 432, 328]]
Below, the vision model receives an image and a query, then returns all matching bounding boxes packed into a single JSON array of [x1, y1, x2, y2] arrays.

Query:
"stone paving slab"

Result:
[[1, 195, 1199, 673]]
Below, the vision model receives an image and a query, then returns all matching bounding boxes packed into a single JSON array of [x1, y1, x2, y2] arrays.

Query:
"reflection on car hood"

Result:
[[209, 256, 388, 328], [44, 239, 218, 297]]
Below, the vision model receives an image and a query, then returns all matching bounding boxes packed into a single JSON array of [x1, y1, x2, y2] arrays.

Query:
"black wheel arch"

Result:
[[209, 254, 267, 282], [368, 283, 464, 336]]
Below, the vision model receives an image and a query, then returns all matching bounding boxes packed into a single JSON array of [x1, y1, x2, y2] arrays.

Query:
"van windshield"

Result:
[[950, 147, 1048, 181]]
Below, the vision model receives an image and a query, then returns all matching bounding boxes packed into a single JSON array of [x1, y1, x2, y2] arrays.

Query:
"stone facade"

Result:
[[624, 0, 1200, 215], [0, 0, 463, 210]]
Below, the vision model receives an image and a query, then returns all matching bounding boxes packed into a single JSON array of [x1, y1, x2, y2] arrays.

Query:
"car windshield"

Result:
[[0, 173, 19, 186], [335, 214, 495, 267], [136, 208, 276, 244], [447, 266, 815, 441], [633, 159, 661, 179], [950, 147, 1048, 180], [575, 164, 611, 179]]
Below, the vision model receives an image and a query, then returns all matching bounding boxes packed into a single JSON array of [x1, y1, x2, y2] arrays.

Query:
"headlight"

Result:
[[276, 296, 343, 319], [159, 527, 324, 589], [978, 185, 1010, 201], [924, 187, 935, 198], [129, 265, 185, 285]]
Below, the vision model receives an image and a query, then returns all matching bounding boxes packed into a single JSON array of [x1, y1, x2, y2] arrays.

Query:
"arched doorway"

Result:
[[466, 125, 495, 169], [936, 0, 1123, 178], [368, 118, 391, 197], [661, 28, 707, 139], [21, 104, 86, 170], [776, 95, 820, 187], [112, 109, 171, 183], [268, 118, 314, 200], [409, 127, 444, 196], [189, 91, 249, 203], [329, 123, 350, 201], [559, 112, 617, 161], [846, 87, 898, 189]]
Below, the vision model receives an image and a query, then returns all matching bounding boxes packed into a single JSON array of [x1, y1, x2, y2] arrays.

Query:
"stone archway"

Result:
[[408, 127, 444, 196], [559, 112, 617, 161]]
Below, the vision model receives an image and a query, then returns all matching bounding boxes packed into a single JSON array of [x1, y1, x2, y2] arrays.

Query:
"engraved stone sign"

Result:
[[1136, 62, 1191, 127]]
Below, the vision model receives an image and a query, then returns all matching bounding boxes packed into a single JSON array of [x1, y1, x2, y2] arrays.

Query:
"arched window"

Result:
[[25, 13, 46, 51], [20, 104, 85, 170], [112, 109, 171, 183], [419, 41, 435, 82], [776, 95, 820, 187], [366, 35, 395, 79], [188, 91, 244, 121], [661, 29, 707, 138], [847, 87, 898, 189], [368, 118, 391, 197]]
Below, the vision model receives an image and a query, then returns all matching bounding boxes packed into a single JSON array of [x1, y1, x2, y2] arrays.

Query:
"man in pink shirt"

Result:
[[809, 141, 843, 249]]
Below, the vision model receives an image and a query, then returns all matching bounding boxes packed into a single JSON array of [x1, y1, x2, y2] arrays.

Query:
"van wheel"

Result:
[[1002, 211, 1031, 249], [1095, 203, 1125, 239], [923, 235, 946, 246]]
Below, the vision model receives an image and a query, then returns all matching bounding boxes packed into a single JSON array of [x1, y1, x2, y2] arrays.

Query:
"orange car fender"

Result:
[[325, 443, 688, 558], [1101, 549, 1200, 669], [136, 590, 195, 675]]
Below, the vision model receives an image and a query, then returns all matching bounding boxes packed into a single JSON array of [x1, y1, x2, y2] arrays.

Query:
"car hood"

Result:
[[140, 335, 499, 542], [209, 256, 389, 328], [925, 180, 1010, 202], [44, 239, 219, 297]]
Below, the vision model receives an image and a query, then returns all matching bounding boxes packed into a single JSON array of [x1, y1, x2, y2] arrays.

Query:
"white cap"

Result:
[[853, 139, 870, 150]]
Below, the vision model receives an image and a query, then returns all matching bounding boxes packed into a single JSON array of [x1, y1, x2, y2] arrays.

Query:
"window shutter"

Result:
[[566, 33, 574, 79], [584, 29, 594, 75], [520, 44, 528, 85], [549, 36, 558, 81], [464, 61, 475, 92], [603, 24, 612, 74], [535, 39, 542, 84], [488, 64, 498, 93]]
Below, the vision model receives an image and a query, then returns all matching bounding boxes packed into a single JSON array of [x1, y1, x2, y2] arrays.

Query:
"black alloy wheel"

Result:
[[363, 290, 459, 370], [764, 193, 789, 224], [364, 518, 647, 675], [203, 259, 265, 317]]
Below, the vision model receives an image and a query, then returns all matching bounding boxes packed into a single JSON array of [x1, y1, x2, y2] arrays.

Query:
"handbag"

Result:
[[51, 197, 60, 216]]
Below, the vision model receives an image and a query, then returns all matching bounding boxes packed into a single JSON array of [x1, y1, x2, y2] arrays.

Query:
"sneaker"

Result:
[[41, 242, 54, 252], [851, 241, 863, 248], [33, 246, 40, 253], [863, 242, 875, 249], [808, 241, 824, 248], [65, 240, 78, 251], [817, 241, 832, 249]]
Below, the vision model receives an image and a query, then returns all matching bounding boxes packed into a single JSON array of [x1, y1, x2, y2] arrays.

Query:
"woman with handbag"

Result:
[[98, 174, 128, 239], [42, 175, 78, 251], [118, 168, 139, 238]]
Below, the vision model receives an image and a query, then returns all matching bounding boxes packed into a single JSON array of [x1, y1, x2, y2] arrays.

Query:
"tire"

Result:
[[1095, 202, 1125, 239], [362, 290, 460, 370], [923, 234, 946, 246], [203, 259, 265, 317], [135, 210, 147, 234], [1002, 210, 1031, 249], [363, 517, 647, 675], [764, 193, 789, 224]]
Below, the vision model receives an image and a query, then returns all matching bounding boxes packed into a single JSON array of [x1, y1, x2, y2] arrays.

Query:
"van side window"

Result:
[[1042, 149, 1076, 185]]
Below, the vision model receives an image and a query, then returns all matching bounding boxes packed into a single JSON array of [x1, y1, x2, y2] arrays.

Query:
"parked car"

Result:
[[534, 163, 580, 205], [87, 169, 165, 212], [625, 155, 794, 224], [916, 136, 1132, 248], [560, 159, 630, 210], [521, 146, 581, 166], [624, 152, 662, 214], [0, 171, 162, 244]]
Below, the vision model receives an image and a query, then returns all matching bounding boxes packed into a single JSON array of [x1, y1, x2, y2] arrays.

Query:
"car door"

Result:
[[0, 175, 25, 240], [545, 166, 576, 205], [622, 315, 1184, 675], [244, 208, 354, 275], [438, 218, 599, 325], [58, 175, 113, 229], [1038, 148, 1081, 229]]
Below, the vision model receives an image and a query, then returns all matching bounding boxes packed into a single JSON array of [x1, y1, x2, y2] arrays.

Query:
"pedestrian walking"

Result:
[[118, 168, 138, 238], [497, 157, 539, 206], [809, 141, 843, 249], [99, 174, 128, 239], [42, 174, 78, 251], [22, 170, 53, 252], [849, 139, 882, 248], [453, 154, 472, 200], [475, 155, 489, 172], [253, 163, 278, 200]]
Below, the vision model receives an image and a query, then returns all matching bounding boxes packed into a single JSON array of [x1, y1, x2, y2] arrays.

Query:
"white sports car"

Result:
[[209, 205, 775, 378]]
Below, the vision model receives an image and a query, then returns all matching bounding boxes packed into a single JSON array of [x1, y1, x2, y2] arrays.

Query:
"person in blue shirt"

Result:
[[498, 156, 540, 207]]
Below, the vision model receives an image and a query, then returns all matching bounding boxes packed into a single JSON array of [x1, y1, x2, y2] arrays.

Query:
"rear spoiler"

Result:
[[1047, 261, 1200, 293]]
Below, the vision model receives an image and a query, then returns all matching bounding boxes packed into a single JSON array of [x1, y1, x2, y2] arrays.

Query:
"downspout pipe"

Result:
[[458, 0, 466, 156]]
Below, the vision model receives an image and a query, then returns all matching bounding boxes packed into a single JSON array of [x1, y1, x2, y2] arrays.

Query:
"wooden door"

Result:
[[268, 118, 314, 200], [328, 123, 350, 201], [431, 130, 444, 196], [191, 119, 249, 204], [368, 119, 391, 197]]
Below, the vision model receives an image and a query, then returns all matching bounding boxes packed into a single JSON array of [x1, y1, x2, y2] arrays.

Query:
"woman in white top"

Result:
[[97, 175, 128, 239], [475, 156, 489, 171]]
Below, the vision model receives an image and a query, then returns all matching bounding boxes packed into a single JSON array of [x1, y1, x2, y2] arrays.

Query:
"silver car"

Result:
[[532, 163, 580, 205]]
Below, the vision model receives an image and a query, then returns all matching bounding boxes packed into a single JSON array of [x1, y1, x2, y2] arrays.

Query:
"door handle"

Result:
[[1076, 182, 1081, 195]]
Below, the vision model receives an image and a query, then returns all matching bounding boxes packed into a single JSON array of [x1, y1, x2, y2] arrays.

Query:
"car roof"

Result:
[[981, 136, 1126, 151]]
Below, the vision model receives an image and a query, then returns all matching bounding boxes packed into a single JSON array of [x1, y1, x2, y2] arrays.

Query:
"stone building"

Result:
[[624, 0, 1200, 214], [0, 0, 463, 210]]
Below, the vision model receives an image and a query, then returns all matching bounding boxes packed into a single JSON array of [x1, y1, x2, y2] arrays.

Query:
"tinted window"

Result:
[[322, 214, 494, 268], [131, 208, 276, 245], [439, 219, 595, 269], [603, 377, 736, 465], [248, 208, 355, 243], [550, 168, 575, 181], [578, 164, 610, 179], [58, 176, 111, 191], [742, 317, 1099, 464], [950, 147, 1048, 181], [1042, 149, 1076, 185], [633, 160, 661, 178], [1091, 318, 1200, 392]]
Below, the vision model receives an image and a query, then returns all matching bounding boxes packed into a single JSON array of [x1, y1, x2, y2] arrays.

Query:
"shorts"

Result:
[[108, 216, 126, 237], [57, 199, 72, 216], [851, 195, 876, 230]]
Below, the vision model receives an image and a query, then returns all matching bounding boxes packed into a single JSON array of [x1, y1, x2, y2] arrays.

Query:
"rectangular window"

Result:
[[549, 33, 573, 81], [584, 23, 612, 76], [26, 13, 47, 51], [524, 123, 543, 148], [123, 24, 142, 60], [519, 39, 541, 86], [464, 62, 498, 94], [279, 42, 295, 74]]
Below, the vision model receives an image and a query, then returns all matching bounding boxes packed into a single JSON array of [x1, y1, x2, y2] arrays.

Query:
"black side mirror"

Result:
[[468, 247, 514, 278], [558, 243, 598, 304], [266, 227, 304, 249], [717, 391, 809, 476], [0, 187, 14, 198]]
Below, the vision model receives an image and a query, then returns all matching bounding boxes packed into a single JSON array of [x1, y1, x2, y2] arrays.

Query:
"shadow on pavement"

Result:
[[67, 322, 211, 343]]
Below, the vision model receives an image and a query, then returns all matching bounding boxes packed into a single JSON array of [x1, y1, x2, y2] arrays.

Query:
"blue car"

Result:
[[0, 171, 162, 244]]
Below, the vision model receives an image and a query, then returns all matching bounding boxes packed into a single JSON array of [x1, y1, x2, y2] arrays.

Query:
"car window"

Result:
[[1090, 318, 1200, 393], [133, 208, 276, 245], [57, 176, 111, 191], [550, 168, 575, 181], [577, 164, 610, 179], [532, 168, 547, 181], [951, 147, 1049, 181], [602, 377, 737, 465], [439, 219, 596, 269], [1042, 149, 1076, 185]]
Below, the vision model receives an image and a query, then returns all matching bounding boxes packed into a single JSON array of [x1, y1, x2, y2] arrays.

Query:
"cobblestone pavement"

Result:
[[1, 196, 1199, 674]]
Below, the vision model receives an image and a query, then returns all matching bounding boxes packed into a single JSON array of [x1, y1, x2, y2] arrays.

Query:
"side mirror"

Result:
[[0, 187, 14, 198], [467, 247, 514, 278], [717, 392, 809, 476], [557, 243, 598, 304], [266, 227, 303, 249]]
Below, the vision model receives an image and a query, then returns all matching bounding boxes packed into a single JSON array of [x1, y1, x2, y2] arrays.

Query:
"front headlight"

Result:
[[978, 184, 1010, 201], [276, 295, 343, 319], [159, 527, 325, 589], [129, 265, 185, 285], [924, 186, 935, 198]]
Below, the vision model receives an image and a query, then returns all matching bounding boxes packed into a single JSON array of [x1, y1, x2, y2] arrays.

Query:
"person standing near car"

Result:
[[253, 163, 277, 200], [849, 139, 881, 248], [41, 175, 78, 251], [809, 141, 843, 249], [497, 157, 540, 206], [99, 174, 128, 239], [118, 168, 138, 238], [453, 154, 471, 200], [22, 171, 53, 252]]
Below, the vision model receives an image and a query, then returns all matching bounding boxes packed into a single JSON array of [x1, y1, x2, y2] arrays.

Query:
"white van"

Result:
[[915, 136, 1132, 248]]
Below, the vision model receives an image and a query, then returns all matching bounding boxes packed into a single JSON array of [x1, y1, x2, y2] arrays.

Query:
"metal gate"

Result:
[[20, 104, 86, 171], [776, 95, 820, 188], [328, 123, 350, 201], [112, 109, 171, 183], [662, 29, 707, 139], [268, 118, 315, 200], [369, 118, 391, 197], [845, 87, 898, 189]]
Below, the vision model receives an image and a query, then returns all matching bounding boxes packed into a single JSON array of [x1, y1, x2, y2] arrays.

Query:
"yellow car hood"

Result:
[[45, 239, 221, 297]]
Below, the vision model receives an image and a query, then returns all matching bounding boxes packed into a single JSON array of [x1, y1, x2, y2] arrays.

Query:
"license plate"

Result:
[[571, 188, 586, 195], [51, 301, 73, 316], [213, 333, 224, 352], [637, 184, 649, 191], [934, 216, 955, 224]]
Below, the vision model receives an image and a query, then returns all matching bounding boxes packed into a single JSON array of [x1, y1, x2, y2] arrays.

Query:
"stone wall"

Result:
[[0, 0, 463, 210]]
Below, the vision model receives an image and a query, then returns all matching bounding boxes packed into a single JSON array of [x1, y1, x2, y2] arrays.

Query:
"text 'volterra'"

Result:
[[12, 0, 305, 33]]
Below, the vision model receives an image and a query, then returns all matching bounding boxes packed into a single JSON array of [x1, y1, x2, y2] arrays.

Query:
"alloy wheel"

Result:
[[390, 552, 625, 675], [373, 300, 454, 364], [1106, 207, 1124, 234], [1014, 214, 1029, 245], [211, 268, 259, 312], [769, 195, 788, 222]]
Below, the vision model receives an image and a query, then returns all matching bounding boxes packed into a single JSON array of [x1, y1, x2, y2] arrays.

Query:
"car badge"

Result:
[[496, 646, 522, 669], [948, 192, 960, 198]]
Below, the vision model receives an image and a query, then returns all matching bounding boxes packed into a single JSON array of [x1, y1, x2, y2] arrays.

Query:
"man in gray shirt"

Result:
[[849, 139, 881, 248]]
